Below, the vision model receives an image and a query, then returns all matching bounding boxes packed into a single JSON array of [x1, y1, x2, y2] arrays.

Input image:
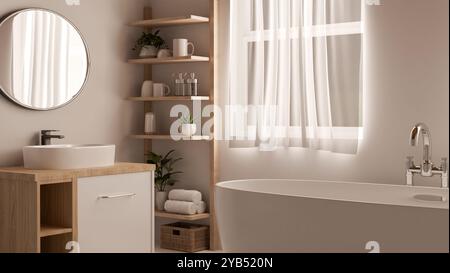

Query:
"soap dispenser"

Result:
[[175, 72, 186, 96], [186, 73, 198, 96]]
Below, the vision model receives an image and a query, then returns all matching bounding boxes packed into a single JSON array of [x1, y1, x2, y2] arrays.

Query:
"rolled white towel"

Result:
[[168, 189, 202, 203], [164, 200, 197, 215], [164, 200, 207, 215], [195, 201, 207, 214]]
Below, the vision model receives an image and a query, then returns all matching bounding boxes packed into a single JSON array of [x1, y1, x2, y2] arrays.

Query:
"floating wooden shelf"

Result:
[[129, 15, 209, 28], [127, 96, 210, 102], [131, 135, 212, 141], [128, 56, 209, 65], [40, 225, 72, 238], [155, 210, 210, 221]]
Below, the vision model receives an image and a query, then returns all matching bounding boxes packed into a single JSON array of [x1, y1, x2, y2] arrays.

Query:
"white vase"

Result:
[[155, 191, 168, 211], [181, 124, 197, 137], [140, 45, 158, 58]]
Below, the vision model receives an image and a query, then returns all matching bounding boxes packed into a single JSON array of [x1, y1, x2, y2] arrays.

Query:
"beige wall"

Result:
[[0, 0, 151, 166], [217, 0, 449, 187]]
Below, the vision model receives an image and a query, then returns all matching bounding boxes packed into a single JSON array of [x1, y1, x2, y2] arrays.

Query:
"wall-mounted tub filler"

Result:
[[407, 123, 448, 188]]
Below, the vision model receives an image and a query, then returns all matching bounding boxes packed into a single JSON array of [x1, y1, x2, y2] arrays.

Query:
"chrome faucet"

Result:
[[41, 130, 65, 146], [406, 123, 448, 188]]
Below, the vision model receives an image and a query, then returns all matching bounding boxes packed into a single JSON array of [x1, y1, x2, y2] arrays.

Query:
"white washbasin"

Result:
[[23, 145, 116, 170]]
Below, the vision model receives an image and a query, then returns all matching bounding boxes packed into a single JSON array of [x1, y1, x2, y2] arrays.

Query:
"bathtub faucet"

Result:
[[406, 123, 448, 188]]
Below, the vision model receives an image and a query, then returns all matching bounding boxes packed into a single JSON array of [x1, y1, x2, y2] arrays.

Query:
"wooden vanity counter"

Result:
[[0, 163, 155, 253], [0, 162, 155, 184]]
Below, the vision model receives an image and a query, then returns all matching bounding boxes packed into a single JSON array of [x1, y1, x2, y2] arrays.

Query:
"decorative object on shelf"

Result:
[[186, 73, 199, 96], [144, 112, 156, 134], [173, 39, 195, 57], [173, 72, 186, 96], [161, 222, 209, 253], [141, 80, 153, 97], [164, 189, 206, 215], [139, 46, 158, 58], [181, 115, 197, 137], [133, 30, 166, 58], [147, 150, 183, 211], [157, 48, 173, 58], [153, 83, 171, 97]]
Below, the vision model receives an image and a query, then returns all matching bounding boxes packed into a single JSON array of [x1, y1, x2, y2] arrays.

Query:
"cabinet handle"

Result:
[[97, 193, 137, 200]]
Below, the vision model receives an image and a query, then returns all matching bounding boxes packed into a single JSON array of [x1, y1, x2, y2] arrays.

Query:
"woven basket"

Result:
[[161, 222, 210, 253]]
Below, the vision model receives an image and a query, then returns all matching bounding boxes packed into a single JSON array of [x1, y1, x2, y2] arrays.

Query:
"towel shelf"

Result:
[[155, 210, 210, 221]]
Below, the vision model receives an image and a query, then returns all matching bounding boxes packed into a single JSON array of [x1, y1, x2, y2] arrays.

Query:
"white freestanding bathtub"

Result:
[[215, 180, 449, 253]]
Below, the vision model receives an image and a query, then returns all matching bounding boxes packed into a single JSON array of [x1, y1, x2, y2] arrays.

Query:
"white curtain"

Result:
[[227, 0, 364, 153], [11, 10, 87, 109]]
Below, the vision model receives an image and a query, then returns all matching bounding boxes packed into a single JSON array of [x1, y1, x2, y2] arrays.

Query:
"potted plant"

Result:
[[147, 150, 183, 211], [181, 115, 197, 137], [133, 30, 166, 58]]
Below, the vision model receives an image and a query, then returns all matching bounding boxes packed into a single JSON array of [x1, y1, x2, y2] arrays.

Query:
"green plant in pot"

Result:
[[133, 30, 166, 58], [181, 115, 197, 138], [147, 150, 183, 211]]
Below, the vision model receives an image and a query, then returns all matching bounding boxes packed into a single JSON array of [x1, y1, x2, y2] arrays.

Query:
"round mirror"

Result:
[[0, 8, 90, 110]]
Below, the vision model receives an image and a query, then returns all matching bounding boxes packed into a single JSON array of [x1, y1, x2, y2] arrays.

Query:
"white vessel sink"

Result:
[[23, 145, 116, 170]]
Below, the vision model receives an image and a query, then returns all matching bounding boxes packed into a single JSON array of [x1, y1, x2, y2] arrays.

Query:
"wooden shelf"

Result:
[[129, 15, 209, 28], [40, 225, 72, 238], [131, 135, 212, 141], [128, 56, 209, 65], [128, 96, 210, 102], [155, 210, 210, 221]]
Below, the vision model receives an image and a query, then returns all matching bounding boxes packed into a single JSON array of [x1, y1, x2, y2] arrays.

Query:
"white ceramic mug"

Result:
[[173, 39, 195, 57], [141, 80, 153, 97], [153, 83, 171, 97]]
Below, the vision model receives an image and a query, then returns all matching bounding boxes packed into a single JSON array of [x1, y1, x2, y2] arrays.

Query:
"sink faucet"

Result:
[[41, 130, 65, 146], [406, 123, 448, 188]]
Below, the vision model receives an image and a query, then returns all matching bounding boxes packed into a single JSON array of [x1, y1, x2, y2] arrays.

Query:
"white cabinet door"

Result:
[[77, 172, 153, 253]]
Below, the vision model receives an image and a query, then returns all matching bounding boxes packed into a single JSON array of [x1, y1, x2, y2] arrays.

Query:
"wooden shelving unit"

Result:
[[131, 134, 212, 141], [128, 55, 209, 65], [40, 225, 72, 238], [129, 15, 209, 28], [127, 96, 210, 102], [128, 2, 219, 251], [155, 211, 210, 221]]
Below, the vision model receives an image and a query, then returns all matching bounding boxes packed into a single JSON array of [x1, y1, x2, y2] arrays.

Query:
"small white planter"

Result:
[[140, 45, 158, 58], [157, 49, 172, 58], [181, 124, 197, 137], [155, 191, 168, 211]]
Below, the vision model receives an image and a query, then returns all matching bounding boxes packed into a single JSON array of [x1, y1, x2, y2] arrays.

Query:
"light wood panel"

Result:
[[155, 211, 210, 221], [129, 15, 209, 28], [209, 0, 220, 251], [128, 55, 209, 65], [40, 226, 73, 238], [131, 135, 212, 141], [143, 7, 153, 158], [0, 178, 39, 253], [0, 163, 155, 184], [40, 233, 72, 253], [128, 96, 210, 102], [40, 183, 73, 236]]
